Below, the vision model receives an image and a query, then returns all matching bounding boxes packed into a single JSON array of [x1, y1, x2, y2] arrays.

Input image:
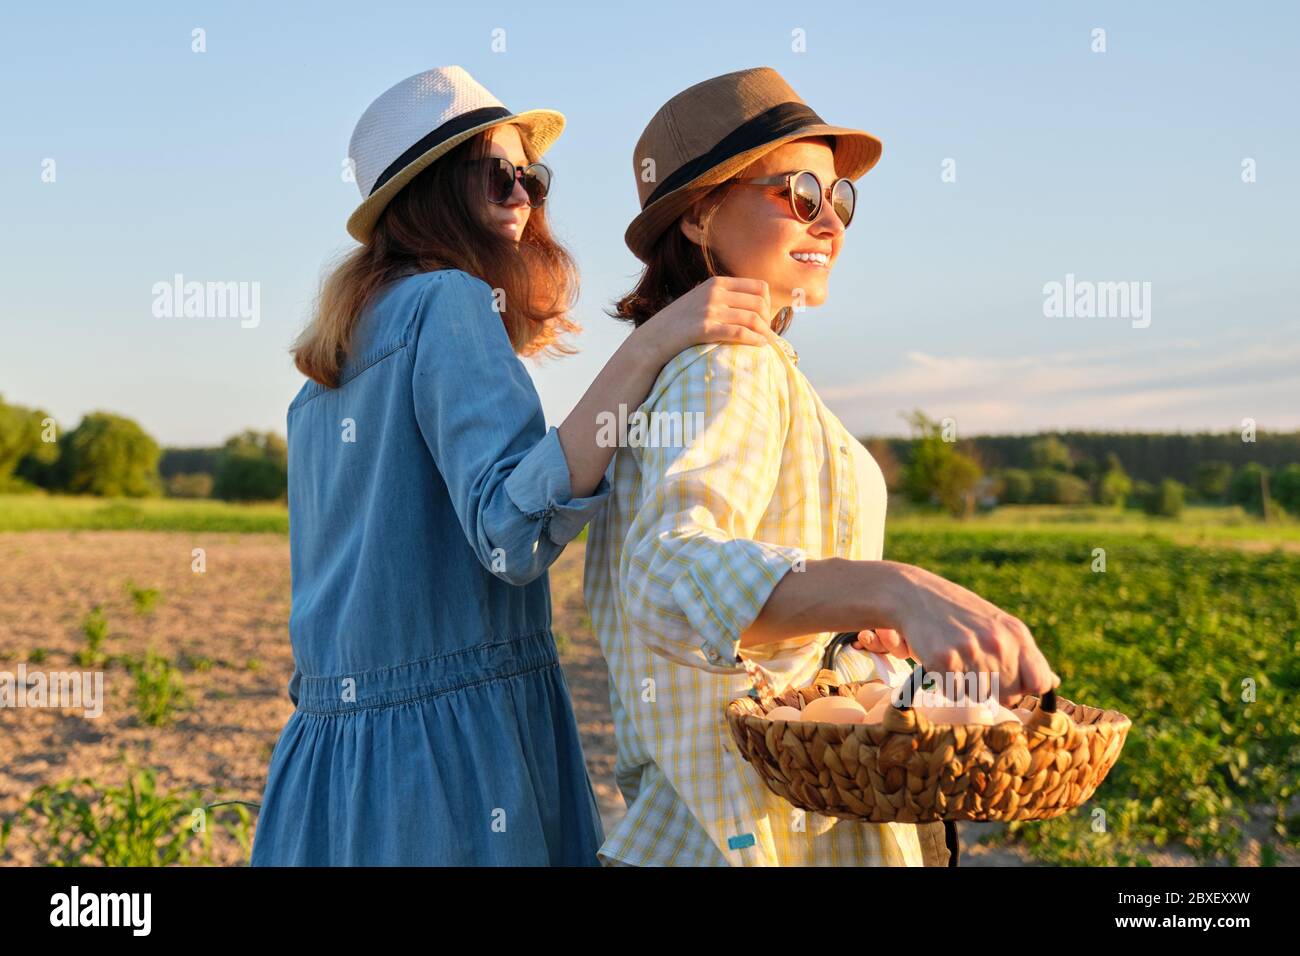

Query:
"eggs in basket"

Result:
[[762, 675, 1030, 728], [727, 645, 1131, 823]]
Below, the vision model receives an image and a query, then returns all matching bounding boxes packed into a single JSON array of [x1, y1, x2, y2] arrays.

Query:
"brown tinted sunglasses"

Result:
[[731, 169, 856, 227]]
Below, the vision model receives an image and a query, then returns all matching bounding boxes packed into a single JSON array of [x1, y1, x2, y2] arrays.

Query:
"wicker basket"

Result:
[[726, 633, 1132, 823]]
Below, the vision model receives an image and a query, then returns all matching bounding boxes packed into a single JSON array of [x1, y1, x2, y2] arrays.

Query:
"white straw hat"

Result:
[[346, 65, 565, 243]]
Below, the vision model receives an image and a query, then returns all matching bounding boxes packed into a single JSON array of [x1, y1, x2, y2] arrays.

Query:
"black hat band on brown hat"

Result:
[[641, 101, 826, 208]]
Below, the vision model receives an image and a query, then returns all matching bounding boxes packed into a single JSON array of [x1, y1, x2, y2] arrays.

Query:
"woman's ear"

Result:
[[678, 204, 707, 246]]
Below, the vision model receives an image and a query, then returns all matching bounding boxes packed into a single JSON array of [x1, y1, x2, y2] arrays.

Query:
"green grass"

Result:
[[0, 494, 287, 534], [885, 527, 1300, 865], [6, 496, 1289, 547], [889, 504, 1300, 550]]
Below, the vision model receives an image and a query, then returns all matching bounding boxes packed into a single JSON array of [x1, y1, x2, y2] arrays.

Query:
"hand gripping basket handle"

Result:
[[826, 632, 1057, 714]]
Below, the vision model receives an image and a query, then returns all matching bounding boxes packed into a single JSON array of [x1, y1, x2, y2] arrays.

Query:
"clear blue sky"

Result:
[[3, 1, 1296, 446]]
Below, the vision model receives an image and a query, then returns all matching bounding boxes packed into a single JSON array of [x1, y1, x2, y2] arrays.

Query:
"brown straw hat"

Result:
[[625, 67, 882, 262]]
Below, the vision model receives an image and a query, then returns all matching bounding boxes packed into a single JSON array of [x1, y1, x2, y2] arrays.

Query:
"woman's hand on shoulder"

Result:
[[634, 276, 772, 364]]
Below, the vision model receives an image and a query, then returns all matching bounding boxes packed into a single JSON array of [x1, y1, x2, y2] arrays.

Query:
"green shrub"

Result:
[[212, 431, 287, 502], [1143, 478, 1185, 518], [934, 453, 982, 517], [1272, 463, 1300, 516], [1127, 480, 1155, 510], [1098, 466, 1133, 507], [0, 396, 57, 484], [998, 468, 1033, 504], [1030, 469, 1091, 504], [57, 412, 161, 497], [1028, 434, 1073, 471], [1193, 461, 1234, 502], [1228, 462, 1269, 515], [898, 412, 982, 515]]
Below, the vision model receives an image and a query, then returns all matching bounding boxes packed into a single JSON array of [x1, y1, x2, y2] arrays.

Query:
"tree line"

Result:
[[0, 395, 286, 502], [4, 395, 1298, 515], [862, 412, 1300, 518]]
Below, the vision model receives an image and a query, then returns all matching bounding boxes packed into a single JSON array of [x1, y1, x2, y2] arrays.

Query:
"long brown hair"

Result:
[[293, 130, 580, 388], [610, 180, 793, 336]]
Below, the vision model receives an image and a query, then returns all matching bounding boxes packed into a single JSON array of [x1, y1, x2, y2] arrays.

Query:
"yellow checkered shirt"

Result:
[[583, 329, 928, 866]]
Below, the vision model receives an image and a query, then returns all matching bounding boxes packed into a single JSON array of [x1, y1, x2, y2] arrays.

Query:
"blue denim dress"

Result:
[[249, 268, 610, 866]]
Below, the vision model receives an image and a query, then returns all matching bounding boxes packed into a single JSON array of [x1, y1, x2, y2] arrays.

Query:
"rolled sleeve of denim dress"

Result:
[[248, 269, 606, 866], [410, 270, 609, 584]]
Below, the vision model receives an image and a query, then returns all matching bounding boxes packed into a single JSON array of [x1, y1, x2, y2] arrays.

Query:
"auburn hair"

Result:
[[610, 180, 793, 336], [293, 130, 579, 388]]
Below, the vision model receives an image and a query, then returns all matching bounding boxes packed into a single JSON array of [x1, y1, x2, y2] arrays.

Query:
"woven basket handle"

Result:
[[827, 632, 1058, 714]]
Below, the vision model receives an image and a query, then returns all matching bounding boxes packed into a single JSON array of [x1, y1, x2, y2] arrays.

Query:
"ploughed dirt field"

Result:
[[0, 530, 1025, 866]]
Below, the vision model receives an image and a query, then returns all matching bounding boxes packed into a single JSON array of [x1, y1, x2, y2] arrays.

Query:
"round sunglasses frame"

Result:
[[730, 169, 856, 228], [465, 157, 553, 208]]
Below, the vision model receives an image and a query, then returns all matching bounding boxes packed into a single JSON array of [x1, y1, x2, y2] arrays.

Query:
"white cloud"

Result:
[[817, 330, 1300, 436]]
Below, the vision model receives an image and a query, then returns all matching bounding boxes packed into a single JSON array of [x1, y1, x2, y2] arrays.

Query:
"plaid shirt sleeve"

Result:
[[619, 342, 806, 669]]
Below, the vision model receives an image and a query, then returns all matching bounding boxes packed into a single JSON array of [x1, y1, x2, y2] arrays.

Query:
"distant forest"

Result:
[[4, 382, 1297, 510], [864, 430, 1300, 486], [157, 447, 222, 478]]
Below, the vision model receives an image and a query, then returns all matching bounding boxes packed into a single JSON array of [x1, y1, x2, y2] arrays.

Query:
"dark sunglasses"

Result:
[[465, 157, 553, 207], [731, 169, 856, 227]]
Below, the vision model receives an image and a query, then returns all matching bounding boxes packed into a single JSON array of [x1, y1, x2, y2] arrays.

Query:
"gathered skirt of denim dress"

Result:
[[249, 269, 611, 866]]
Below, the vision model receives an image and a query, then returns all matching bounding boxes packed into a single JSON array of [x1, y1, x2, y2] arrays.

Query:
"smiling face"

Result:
[[681, 137, 847, 316], [481, 124, 533, 242]]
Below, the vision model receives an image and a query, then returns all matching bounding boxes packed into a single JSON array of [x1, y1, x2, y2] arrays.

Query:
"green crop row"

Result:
[[886, 528, 1300, 865]]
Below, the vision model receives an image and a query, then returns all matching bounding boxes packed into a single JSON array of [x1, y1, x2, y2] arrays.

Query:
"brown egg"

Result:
[[800, 695, 868, 724], [854, 681, 892, 711], [863, 695, 894, 723], [764, 706, 804, 722]]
